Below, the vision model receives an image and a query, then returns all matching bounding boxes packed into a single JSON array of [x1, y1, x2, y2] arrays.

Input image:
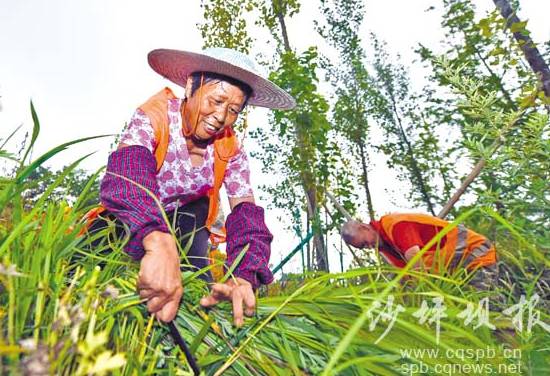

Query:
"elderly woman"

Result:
[[99, 48, 295, 325]]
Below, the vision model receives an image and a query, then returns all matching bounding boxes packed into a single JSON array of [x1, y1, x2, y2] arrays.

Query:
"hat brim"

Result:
[[148, 49, 296, 110]]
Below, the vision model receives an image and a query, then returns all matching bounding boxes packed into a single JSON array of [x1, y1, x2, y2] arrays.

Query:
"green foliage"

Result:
[[0, 106, 548, 376], [200, 0, 347, 270], [267, 48, 332, 194], [417, 0, 538, 111], [257, 0, 301, 50], [0, 109, 136, 374], [198, 0, 257, 53], [317, 0, 376, 220], [440, 61, 550, 248], [252, 46, 340, 269], [317, 1, 456, 219], [414, 5, 550, 313], [368, 38, 458, 214], [419, 0, 549, 244], [413, 1, 549, 260], [417, 0, 549, 129], [22, 166, 100, 208], [2, 2, 550, 374]]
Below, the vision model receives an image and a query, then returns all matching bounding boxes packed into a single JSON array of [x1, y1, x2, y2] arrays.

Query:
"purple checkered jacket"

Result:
[[100, 145, 273, 289]]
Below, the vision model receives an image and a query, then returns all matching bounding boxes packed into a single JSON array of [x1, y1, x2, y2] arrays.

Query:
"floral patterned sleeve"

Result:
[[224, 147, 254, 198], [119, 109, 156, 152]]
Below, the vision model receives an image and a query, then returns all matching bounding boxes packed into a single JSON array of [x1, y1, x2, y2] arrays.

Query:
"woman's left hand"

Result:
[[200, 277, 255, 327]]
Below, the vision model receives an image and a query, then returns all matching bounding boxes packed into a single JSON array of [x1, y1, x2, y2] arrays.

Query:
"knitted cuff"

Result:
[[100, 145, 169, 259], [225, 202, 274, 289]]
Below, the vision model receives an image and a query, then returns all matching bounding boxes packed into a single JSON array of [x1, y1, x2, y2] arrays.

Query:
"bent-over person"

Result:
[[341, 213, 499, 290]]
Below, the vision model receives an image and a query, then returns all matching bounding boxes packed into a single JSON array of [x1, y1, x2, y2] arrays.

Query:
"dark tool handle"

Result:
[[168, 321, 200, 375]]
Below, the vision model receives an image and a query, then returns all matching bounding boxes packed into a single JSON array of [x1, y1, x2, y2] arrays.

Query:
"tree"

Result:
[[367, 37, 456, 214], [198, 0, 256, 53], [317, 0, 376, 221], [418, 0, 550, 246], [22, 166, 100, 209], [252, 0, 359, 271], [493, 0, 550, 98], [199, 0, 349, 271]]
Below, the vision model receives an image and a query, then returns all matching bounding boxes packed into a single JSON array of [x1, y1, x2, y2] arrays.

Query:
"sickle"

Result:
[[167, 321, 200, 375]]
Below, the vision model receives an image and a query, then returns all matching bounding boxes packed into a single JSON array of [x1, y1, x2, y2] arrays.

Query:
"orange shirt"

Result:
[[370, 220, 449, 268]]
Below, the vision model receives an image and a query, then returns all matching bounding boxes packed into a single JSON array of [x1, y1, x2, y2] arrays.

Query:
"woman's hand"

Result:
[[139, 231, 183, 322], [199, 277, 255, 327]]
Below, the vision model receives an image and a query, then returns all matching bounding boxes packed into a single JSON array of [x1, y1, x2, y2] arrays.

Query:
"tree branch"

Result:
[[438, 108, 527, 218]]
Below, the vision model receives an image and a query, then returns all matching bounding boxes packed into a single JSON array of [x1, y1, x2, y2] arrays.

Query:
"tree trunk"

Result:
[[274, 0, 291, 51], [325, 208, 329, 254], [438, 108, 526, 218], [437, 158, 487, 219], [306, 211, 311, 271], [358, 140, 375, 221], [493, 0, 550, 97], [274, 1, 328, 271], [305, 186, 327, 270], [387, 94, 436, 215]]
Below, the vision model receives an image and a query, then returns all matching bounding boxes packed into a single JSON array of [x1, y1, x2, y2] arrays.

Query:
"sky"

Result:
[[1, 0, 549, 275]]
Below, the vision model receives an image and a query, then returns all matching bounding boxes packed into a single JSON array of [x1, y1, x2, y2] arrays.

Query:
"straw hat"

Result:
[[148, 47, 296, 110]]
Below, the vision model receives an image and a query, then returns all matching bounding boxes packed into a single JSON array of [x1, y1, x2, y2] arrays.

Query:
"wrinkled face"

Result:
[[184, 78, 246, 141]]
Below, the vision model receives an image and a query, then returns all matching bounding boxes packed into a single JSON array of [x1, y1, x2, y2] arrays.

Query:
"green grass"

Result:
[[0, 105, 548, 375]]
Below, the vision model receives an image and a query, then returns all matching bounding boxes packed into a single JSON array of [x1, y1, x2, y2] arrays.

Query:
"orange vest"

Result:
[[379, 213, 496, 271], [83, 88, 239, 244]]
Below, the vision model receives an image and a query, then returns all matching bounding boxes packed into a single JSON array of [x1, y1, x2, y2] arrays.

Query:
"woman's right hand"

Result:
[[138, 231, 183, 322]]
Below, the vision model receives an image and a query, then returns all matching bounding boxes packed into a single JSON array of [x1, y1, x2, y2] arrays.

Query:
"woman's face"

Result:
[[184, 78, 246, 142]]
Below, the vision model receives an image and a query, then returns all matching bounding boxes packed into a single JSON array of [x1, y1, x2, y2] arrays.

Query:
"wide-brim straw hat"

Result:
[[148, 47, 296, 110]]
